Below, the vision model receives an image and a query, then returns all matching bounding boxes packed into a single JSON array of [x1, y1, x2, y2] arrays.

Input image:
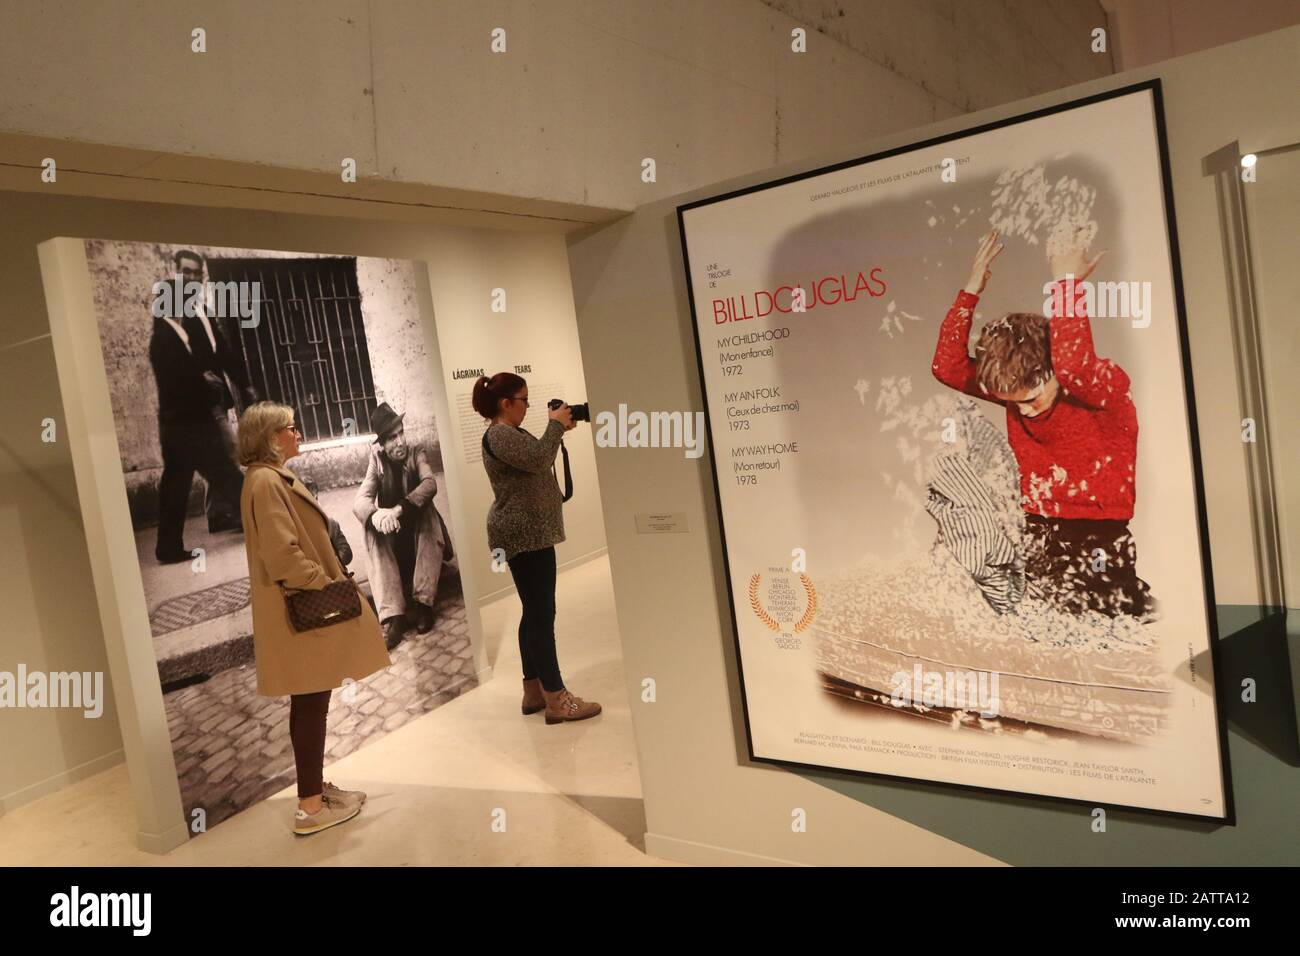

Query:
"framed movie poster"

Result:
[[678, 81, 1232, 820]]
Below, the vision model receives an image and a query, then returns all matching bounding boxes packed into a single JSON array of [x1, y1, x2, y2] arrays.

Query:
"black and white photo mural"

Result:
[[83, 239, 474, 832]]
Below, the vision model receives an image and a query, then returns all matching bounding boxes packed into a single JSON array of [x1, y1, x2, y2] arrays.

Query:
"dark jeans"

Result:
[[1024, 514, 1155, 618], [289, 689, 332, 799], [507, 546, 563, 692], [156, 416, 245, 556]]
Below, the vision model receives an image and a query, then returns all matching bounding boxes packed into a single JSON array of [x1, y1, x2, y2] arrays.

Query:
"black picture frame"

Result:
[[676, 79, 1236, 824]]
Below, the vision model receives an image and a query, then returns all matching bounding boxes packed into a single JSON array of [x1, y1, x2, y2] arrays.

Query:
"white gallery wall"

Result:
[[0, 192, 606, 815], [568, 26, 1300, 865]]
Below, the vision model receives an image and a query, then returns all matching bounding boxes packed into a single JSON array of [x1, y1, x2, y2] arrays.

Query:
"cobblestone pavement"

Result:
[[163, 584, 475, 833]]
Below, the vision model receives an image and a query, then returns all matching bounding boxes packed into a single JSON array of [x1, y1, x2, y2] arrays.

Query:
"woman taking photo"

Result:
[[237, 401, 391, 835], [472, 373, 601, 725]]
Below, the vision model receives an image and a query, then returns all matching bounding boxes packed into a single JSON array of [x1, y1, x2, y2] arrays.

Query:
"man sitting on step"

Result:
[[352, 402, 456, 649]]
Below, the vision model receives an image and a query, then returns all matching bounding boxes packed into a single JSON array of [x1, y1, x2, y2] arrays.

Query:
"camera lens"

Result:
[[548, 399, 589, 422]]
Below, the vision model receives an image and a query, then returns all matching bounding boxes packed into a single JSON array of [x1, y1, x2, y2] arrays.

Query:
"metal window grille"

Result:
[[206, 257, 376, 443]]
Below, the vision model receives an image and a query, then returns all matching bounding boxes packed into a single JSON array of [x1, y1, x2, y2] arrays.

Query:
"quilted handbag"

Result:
[[281, 573, 363, 633]]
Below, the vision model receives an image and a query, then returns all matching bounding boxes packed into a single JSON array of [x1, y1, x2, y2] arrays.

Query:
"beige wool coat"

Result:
[[240, 461, 390, 697]]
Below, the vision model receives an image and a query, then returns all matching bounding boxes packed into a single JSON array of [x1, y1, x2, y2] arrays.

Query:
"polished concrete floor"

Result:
[[0, 553, 674, 866]]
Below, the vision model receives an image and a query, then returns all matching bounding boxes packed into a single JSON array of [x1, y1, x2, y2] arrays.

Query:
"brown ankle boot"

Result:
[[541, 687, 602, 725], [521, 678, 545, 715]]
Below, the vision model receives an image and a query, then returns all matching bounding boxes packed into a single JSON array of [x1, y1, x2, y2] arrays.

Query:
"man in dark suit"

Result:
[[151, 249, 258, 564]]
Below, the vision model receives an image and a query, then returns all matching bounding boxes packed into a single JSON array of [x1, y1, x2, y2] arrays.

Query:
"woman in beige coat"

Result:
[[237, 401, 391, 835]]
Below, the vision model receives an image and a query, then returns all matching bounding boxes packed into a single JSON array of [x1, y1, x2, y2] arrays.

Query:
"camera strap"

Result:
[[556, 442, 573, 502]]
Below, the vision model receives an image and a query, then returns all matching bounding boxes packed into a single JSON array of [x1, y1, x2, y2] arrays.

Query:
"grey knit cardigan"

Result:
[[482, 419, 567, 561]]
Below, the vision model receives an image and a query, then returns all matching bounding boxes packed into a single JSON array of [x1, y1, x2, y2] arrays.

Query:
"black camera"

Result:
[[548, 398, 590, 423]]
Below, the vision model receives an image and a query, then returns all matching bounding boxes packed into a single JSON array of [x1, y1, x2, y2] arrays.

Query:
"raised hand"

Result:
[[548, 403, 574, 429], [1049, 227, 1106, 283], [964, 229, 1004, 296]]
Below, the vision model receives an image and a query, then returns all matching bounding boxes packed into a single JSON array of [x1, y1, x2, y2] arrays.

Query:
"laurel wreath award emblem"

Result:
[[748, 573, 817, 633]]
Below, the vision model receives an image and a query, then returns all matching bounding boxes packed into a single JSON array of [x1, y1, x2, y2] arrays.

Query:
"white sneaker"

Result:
[[323, 780, 366, 808], [293, 795, 360, 835]]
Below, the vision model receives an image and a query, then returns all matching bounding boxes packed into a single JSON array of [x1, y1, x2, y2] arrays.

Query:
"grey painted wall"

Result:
[[0, 0, 1113, 213]]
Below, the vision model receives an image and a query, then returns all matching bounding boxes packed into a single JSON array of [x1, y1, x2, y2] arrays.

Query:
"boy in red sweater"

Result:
[[931, 229, 1153, 619]]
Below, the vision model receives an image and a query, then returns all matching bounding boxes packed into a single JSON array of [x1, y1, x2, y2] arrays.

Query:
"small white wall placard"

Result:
[[635, 512, 689, 534]]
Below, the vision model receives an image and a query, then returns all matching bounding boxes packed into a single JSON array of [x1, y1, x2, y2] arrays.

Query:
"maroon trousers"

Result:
[[289, 689, 331, 798]]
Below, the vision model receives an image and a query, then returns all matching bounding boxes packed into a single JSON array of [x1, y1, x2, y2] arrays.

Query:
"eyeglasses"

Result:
[[510, 395, 530, 407], [280, 424, 302, 437]]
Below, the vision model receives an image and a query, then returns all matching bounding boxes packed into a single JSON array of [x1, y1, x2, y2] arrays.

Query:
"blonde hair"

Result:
[[238, 401, 295, 466]]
